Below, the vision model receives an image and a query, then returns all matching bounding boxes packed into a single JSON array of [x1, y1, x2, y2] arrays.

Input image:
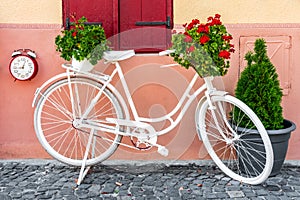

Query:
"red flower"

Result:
[[219, 50, 231, 59], [183, 23, 187, 28], [207, 16, 213, 21], [212, 18, 222, 25], [222, 35, 233, 41], [187, 23, 194, 30], [197, 24, 209, 33], [200, 35, 210, 44], [191, 19, 200, 25], [72, 31, 77, 37], [215, 14, 221, 19], [230, 44, 235, 52], [207, 14, 222, 26], [187, 19, 200, 30]]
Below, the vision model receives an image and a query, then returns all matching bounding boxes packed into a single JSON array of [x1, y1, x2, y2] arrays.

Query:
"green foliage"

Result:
[[235, 38, 284, 129], [55, 16, 109, 65]]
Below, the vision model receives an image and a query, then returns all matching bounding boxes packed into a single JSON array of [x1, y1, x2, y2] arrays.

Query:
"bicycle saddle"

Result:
[[103, 50, 135, 62]]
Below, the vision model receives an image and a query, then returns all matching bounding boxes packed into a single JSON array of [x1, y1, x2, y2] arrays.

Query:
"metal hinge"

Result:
[[135, 16, 171, 29], [66, 17, 103, 30]]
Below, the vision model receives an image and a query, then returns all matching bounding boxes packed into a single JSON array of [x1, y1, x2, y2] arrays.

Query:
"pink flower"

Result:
[[187, 46, 195, 52], [184, 35, 193, 43]]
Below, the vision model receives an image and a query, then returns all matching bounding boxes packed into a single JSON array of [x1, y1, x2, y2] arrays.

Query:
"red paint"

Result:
[[119, 0, 172, 51], [62, 0, 173, 52], [63, 0, 115, 37]]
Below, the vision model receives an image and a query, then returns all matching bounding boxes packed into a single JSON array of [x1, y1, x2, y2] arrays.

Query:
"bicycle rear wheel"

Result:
[[197, 95, 273, 185], [34, 77, 124, 166]]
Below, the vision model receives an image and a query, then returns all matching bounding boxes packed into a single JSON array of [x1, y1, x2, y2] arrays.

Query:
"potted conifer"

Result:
[[235, 38, 296, 176]]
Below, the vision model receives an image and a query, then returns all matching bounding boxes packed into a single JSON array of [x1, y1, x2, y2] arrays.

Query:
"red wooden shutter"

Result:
[[119, 0, 173, 52], [63, 0, 117, 38], [62, 0, 173, 52]]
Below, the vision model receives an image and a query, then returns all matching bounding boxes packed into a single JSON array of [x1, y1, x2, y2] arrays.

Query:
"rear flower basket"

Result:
[[170, 14, 235, 77]]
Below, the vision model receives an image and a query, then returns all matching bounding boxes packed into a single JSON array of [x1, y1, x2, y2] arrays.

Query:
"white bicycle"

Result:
[[32, 50, 273, 185]]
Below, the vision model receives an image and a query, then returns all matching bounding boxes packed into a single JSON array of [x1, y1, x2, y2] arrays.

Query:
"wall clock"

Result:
[[9, 49, 38, 81]]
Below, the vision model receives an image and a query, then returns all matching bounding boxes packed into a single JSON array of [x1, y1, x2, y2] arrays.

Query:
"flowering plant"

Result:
[[170, 14, 235, 77], [55, 16, 109, 65]]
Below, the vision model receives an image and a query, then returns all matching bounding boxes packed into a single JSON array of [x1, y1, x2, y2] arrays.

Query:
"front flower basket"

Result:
[[170, 14, 235, 77], [72, 57, 94, 72]]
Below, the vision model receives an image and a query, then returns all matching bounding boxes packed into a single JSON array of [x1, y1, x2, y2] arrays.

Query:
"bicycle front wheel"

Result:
[[197, 95, 273, 185], [34, 77, 124, 166]]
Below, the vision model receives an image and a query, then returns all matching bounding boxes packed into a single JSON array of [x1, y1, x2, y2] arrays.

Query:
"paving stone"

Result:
[[213, 186, 225, 192], [255, 189, 269, 196], [1, 160, 300, 199], [0, 194, 11, 200], [265, 184, 281, 191], [244, 191, 257, 197], [264, 196, 281, 200], [286, 191, 300, 197], [227, 190, 245, 198]]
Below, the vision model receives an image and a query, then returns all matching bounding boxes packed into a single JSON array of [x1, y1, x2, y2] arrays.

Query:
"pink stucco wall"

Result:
[[0, 23, 299, 161], [0, 24, 63, 158]]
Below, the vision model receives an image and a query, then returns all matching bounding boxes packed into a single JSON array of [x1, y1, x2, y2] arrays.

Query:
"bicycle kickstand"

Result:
[[76, 128, 95, 186]]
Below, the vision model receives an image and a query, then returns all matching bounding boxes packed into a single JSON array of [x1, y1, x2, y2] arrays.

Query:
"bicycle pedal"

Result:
[[157, 146, 169, 157]]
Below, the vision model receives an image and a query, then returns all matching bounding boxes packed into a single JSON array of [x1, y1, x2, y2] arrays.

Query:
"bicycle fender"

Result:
[[194, 90, 228, 120], [32, 72, 73, 107], [210, 90, 228, 97], [194, 90, 228, 140], [194, 96, 207, 141]]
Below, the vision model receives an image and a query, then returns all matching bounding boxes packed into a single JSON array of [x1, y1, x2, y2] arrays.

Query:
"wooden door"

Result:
[[63, 0, 118, 38], [62, 0, 173, 52], [119, 0, 173, 52]]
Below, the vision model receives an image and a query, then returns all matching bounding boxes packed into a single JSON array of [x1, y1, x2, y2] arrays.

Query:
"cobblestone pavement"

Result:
[[1, 160, 300, 199]]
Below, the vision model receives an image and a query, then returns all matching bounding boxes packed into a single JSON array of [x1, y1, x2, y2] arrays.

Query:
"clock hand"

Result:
[[20, 61, 26, 69]]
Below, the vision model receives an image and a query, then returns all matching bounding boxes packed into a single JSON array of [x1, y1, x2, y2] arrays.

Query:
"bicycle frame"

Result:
[[32, 53, 274, 186], [73, 60, 218, 136]]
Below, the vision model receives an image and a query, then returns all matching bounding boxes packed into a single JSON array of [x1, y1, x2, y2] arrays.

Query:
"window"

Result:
[[63, 0, 173, 52]]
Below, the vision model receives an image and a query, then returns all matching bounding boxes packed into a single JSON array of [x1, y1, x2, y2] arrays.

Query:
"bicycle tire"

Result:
[[197, 95, 273, 185], [34, 77, 124, 166]]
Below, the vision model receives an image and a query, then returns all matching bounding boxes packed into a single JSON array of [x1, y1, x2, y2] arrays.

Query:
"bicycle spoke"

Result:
[[198, 95, 273, 185], [34, 77, 124, 166]]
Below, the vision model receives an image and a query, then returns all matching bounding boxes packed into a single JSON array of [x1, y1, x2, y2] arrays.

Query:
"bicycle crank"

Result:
[[106, 118, 169, 156]]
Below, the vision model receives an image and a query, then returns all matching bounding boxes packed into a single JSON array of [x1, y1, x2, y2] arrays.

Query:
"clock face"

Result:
[[9, 55, 37, 81]]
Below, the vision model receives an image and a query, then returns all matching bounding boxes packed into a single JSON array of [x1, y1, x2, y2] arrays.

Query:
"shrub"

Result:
[[235, 38, 284, 129]]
